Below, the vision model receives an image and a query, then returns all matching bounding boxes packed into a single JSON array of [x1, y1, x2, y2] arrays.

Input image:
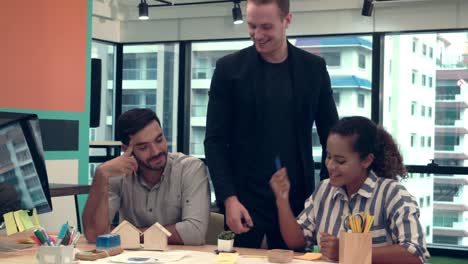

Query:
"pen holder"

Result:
[[37, 245, 75, 264], [339, 231, 372, 264]]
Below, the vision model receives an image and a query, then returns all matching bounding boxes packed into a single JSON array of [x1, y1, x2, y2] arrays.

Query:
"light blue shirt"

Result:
[[297, 171, 430, 263]]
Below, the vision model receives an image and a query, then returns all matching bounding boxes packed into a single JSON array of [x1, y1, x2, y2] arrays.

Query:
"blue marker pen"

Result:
[[274, 155, 282, 171]]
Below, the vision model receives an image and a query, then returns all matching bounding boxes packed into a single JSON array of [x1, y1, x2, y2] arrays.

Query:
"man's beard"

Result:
[[135, 152, 167, 171]]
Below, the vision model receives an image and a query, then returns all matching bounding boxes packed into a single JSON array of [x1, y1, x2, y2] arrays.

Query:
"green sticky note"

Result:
[[18, 210, 34, 230], [31, 208, 41, 227], [3, 212, 18, 236], [13, 211, 25, 232]]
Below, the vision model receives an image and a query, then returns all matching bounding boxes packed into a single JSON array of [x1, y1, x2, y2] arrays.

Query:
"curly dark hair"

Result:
[[330, 116, 407, 180]]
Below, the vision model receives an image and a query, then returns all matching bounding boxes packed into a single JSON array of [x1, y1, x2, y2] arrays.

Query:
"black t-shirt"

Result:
[[247, 58, 305, 217]]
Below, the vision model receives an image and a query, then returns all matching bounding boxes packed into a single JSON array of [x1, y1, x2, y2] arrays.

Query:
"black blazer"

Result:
[[204, 42, 338, 212]]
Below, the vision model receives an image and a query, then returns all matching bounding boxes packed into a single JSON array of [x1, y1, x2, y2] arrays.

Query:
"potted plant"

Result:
[[217, 230, 235, 252]]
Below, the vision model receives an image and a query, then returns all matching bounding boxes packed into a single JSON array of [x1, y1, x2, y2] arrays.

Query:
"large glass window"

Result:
[[123, 44, 179, 152], [189, 40, 252, 159], [189, 36, 372, 166], [90, 41, 116, 143], [89, 41, 117, 182], [383, 32, 468, 248]]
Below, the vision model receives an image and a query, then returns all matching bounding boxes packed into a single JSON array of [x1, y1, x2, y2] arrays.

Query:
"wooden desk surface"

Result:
[[0, 232, 330, 264], [49, 183, 91, 197]]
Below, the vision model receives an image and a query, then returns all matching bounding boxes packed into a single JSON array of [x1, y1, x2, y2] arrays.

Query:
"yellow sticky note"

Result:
[[31, 208, 40, 227], [294, 252, 322, 261], [3, 212, 18, 236], [13, 210, 25, 231], [216, 252, 239, 264], [18, 210, 34, 230]]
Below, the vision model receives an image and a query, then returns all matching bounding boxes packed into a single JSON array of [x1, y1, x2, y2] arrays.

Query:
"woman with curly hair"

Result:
[[270, 116, 429, 264]]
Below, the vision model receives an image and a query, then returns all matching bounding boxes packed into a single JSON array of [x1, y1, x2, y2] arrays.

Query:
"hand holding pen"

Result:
[[269, 156, 290, 200]]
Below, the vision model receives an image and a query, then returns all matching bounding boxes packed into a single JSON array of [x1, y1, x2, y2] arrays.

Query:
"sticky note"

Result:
[[17, 210, 34, 230], [294, 252, 322, 261], [3, 212, 18, 236], [31, 208, 40, 227], [13, 210, 25, 231], [216, 252, 239, 264]]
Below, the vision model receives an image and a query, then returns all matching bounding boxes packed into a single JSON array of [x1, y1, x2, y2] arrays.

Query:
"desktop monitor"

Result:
[[0, 112, 52, 219]]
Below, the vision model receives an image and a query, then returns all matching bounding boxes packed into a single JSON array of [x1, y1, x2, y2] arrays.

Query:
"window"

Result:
[[412, 38, 418, 53], [357, 94, 365, 108], [411, 101, 417, 115], [189, 40, 251, 158], [358, 53, 366, 69], [333, 91, 340, 106], [388, 97, 391, 112], [90, 41, 116, 144], [388, 59, 392, 75], [123, 44, 179, 152], [383, 33, 468, 250], [321, 52, 341, 67]]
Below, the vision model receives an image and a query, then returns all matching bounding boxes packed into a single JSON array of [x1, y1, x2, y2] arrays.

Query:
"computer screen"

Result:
[[0, 112, 52, 218]]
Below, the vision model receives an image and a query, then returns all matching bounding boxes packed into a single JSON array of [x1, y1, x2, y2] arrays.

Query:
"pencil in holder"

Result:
[[37, 245, 75, 264], [338, 231, 372, 264]]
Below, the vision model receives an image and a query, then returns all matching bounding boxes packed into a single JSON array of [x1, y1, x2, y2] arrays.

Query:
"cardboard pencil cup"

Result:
[[339, 231, 372, 264]]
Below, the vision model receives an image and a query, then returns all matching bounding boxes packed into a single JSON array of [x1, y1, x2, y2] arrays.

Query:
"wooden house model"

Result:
[[143, 222, 172, 251], [111, 220, 142, 249]]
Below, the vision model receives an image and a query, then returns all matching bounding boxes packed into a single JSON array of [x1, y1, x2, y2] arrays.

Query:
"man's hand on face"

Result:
[[96, 141, 138, 178], [224, 196, 254, 234]]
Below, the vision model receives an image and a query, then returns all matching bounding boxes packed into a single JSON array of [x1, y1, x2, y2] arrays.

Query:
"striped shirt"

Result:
[[297, 171, 430, 263]]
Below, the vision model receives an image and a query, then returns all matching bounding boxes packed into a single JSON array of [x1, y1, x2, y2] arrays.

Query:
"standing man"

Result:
[[83, 108, 210, 245], [204, 0, 338, 249]]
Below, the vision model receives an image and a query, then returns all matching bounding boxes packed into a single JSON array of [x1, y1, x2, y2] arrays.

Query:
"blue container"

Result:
[[96, 234, 121, 252]]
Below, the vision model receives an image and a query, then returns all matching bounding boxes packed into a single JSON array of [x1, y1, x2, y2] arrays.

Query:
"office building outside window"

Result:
[[383, 32, 468, 247], [122, 44, 179, 152]]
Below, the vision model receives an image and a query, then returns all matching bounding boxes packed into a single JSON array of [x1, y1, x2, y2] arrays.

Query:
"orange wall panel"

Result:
[[0, 0, 88, 112]]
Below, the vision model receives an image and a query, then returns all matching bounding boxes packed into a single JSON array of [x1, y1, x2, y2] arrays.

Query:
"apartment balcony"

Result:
[[435, 100, 468, 111], [190, 142, 205, 159], [190, 116, 206, 127], [433, 224, 468, 238], [192, 67, 215, 80], [434, 142, 468, 160], [191, 105, 208, 117], [436, 91, 468, 102], [0, 163, 15, 174], [434, 202, 468, 212], [435, 119, 467, 128]]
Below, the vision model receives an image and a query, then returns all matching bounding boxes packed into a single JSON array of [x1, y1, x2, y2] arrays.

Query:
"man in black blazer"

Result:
[[204, 0, 338, 249]]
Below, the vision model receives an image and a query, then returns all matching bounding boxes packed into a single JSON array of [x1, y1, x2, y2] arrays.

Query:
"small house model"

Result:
[[111, 220, 141, 249], [143, 222, 172, 251]]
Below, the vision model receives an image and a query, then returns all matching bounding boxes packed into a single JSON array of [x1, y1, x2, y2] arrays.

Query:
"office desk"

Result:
[[0, 232, 331, 264], [49, 183, 91, 233]]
